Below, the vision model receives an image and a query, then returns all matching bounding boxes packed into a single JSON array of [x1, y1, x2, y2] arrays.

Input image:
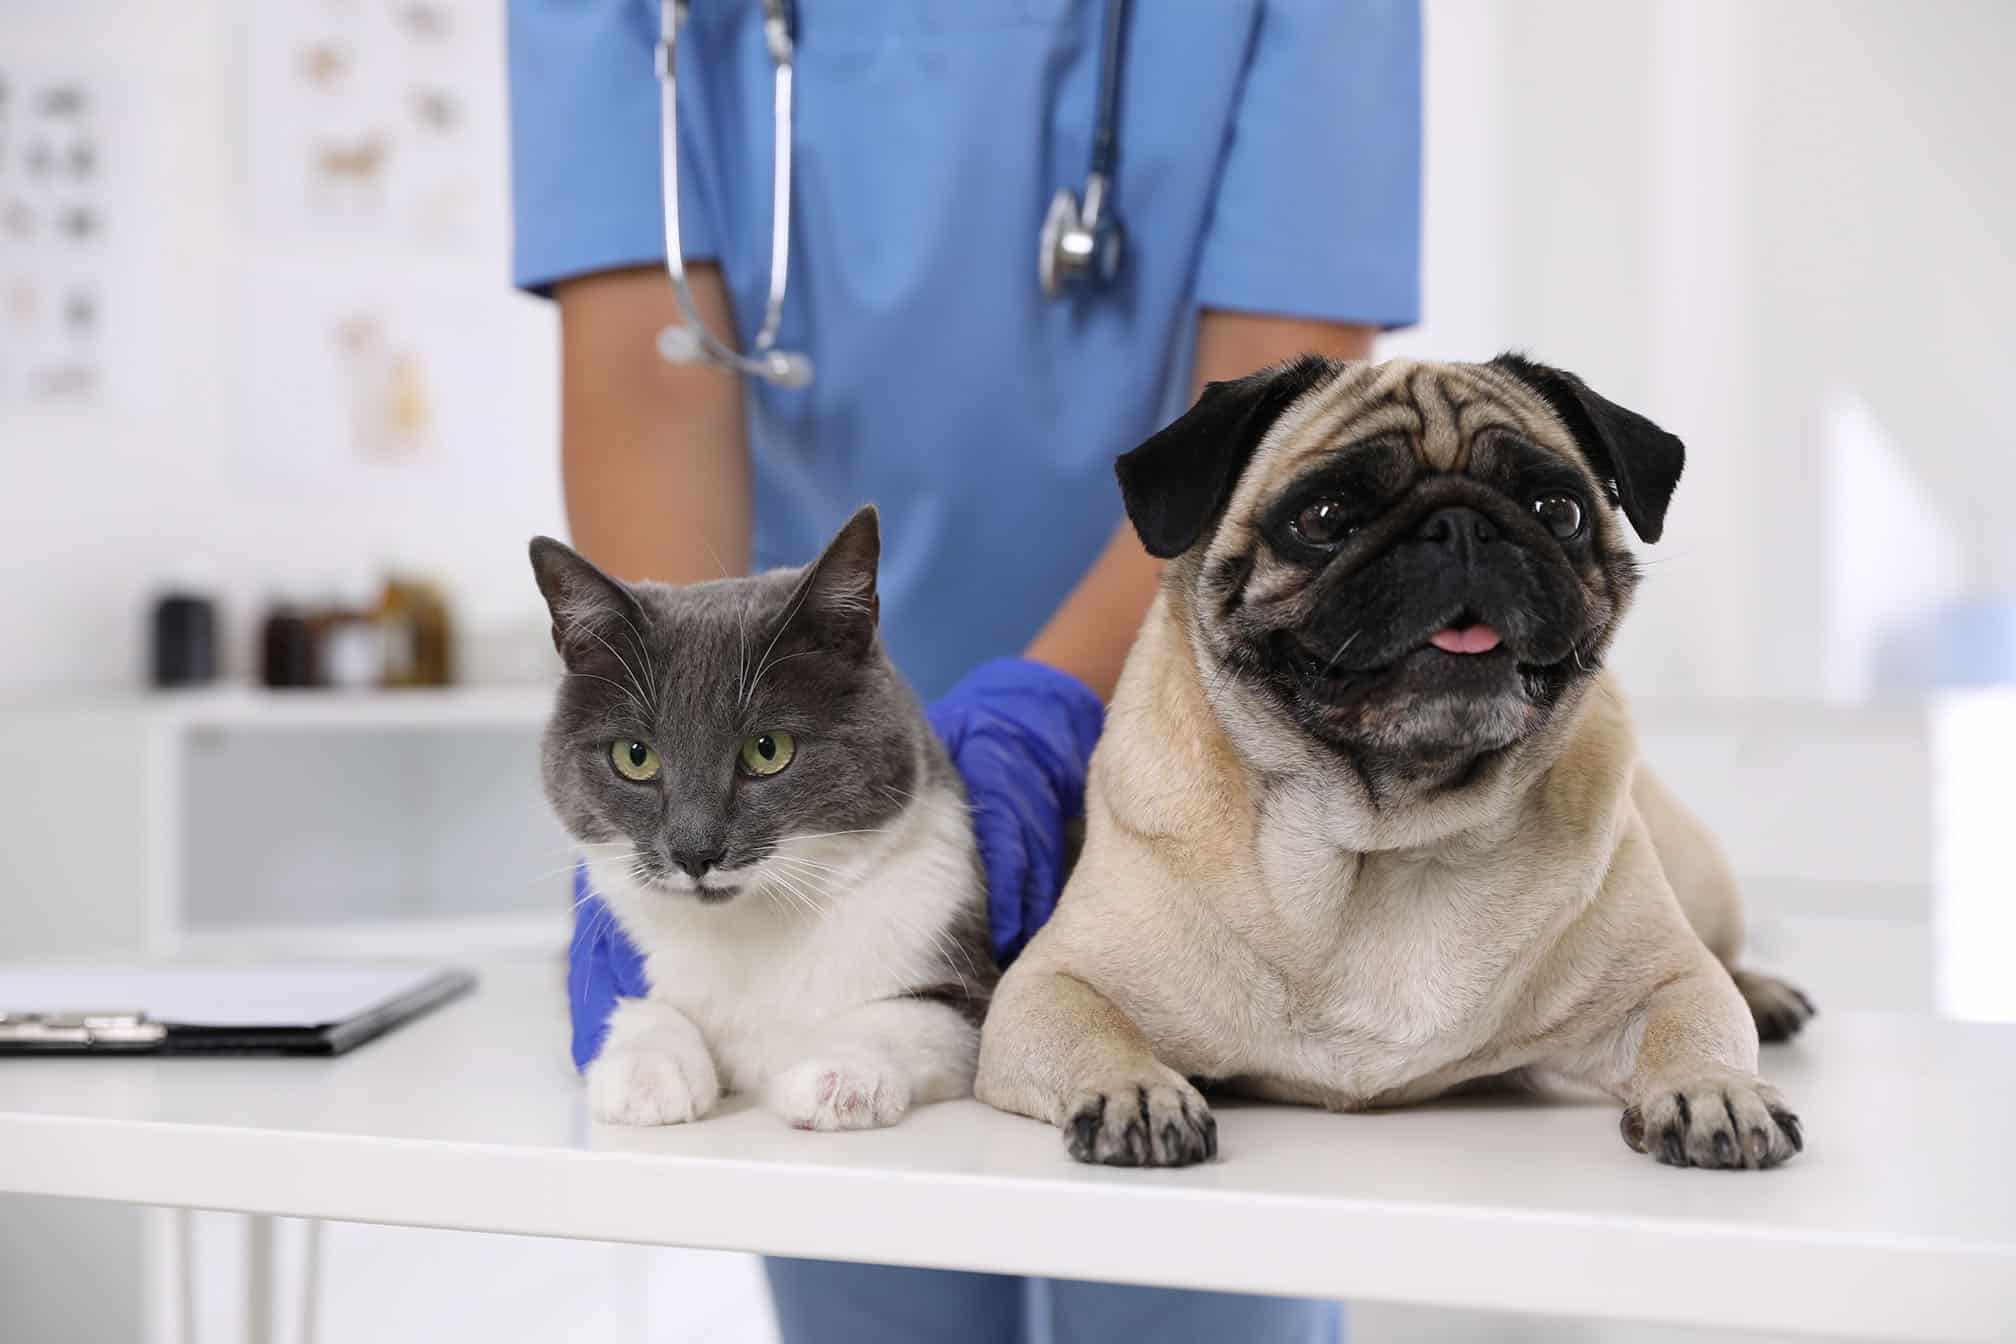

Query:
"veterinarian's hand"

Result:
[[568, 865, 649, 1071], [929, 657, 1106, 968]]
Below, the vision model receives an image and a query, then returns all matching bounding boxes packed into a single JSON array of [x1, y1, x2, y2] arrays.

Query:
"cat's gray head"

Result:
[[530, 507, 927, 906]]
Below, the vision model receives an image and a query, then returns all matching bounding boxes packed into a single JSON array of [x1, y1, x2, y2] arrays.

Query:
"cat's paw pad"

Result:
[[769, 1057, 912, 1131], [586, 1040, 721, 1127], [1621, 1072, 1802, 1170], [1063, 1075, 1217, 1168]]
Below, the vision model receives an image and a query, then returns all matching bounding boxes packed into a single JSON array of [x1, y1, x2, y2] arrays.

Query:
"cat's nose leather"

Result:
[[671, 850, 724, 879]]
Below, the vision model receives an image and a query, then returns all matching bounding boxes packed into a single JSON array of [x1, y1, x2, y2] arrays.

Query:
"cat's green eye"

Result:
[[611, 740, 661, 782], [738, 731, 796, 778]]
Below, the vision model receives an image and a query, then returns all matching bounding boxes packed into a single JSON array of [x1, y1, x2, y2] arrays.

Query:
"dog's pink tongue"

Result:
[[1430, 625, 1502, 655]]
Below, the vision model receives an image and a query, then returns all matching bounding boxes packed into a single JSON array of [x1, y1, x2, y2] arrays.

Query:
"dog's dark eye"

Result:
[[1532, 493, 1584, 540], [1290, 496, 1353, 547]]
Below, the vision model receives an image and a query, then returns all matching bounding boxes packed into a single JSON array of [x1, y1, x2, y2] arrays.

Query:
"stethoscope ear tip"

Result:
[[657, 323, 705, 365]]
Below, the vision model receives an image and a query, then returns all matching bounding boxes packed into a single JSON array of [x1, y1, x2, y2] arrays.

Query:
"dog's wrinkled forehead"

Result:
[[1211, 359, 1592, 559], [1114, 353, 1685, 566]]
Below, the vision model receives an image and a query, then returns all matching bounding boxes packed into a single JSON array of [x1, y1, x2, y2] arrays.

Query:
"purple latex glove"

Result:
[[926, 657, 1106, 968], [566, 657, 1104, 1070]]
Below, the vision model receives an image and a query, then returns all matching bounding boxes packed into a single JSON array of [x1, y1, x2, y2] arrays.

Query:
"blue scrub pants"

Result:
[[764, 1260, 1342, 1344]]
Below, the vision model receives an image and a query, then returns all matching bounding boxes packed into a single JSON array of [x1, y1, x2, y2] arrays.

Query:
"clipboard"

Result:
[[0, 960, 475, 1056]]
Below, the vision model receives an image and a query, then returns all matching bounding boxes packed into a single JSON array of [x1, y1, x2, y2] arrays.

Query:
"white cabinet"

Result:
[[0, 688, 573, 962]]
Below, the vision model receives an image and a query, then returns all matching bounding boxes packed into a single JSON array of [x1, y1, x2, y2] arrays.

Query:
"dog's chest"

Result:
[[1234, 791, 1545, 1099]]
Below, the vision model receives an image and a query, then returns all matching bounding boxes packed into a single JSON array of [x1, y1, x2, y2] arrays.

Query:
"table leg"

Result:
[[300, 1218, 322, 1344], [245, 1213, 274, 1344]]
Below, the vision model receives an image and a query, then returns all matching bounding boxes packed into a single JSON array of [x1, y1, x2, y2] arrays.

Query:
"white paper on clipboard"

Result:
[[0, 961, 455, 1029]]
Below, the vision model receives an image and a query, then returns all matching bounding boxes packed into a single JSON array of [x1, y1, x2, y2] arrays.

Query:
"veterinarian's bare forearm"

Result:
[[1023, 312, 1378, 699], [555, 264, 753, 584]]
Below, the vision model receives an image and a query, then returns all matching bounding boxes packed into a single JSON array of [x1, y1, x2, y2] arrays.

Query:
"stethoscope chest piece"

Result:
[[1039, 175, 1125, 299], [1038, 0, 1130, 299]]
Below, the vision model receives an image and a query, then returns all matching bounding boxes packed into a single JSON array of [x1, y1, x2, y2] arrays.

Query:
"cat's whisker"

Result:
[[763, 867, 829, 920], [514, 860, 612, 889], [608, 608, 661, 708], [742, 573, 819, 710], [562, 671, 652, 719], [723, 579, 753, 709], [767, 853, 854, 880], [575, 624, 654, 715], [742, 647, 817, 696]]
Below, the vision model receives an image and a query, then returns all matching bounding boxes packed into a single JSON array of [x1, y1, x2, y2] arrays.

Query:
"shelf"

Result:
[[93, 689, 556, 729]]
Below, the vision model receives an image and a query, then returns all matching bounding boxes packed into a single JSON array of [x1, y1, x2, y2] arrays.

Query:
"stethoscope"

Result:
[[653, 0, 1131, 388]]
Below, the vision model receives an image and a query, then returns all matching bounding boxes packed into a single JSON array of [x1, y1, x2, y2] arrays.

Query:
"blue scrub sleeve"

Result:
[[1195, 0, 1423, 328], [507, 0, 717, 295]]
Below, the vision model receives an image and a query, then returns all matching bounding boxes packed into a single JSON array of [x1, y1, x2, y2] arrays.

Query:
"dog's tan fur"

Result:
[[976, 358, 1807, 1170]]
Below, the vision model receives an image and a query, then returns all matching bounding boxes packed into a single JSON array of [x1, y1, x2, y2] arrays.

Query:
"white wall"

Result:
[[1, 0, 564, 693], [1391, 0, 2016, 703], [6, 2, 2013, 704]]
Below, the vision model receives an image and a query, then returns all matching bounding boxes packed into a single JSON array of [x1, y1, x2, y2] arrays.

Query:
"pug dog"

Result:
[[975, 354, 1813, 1171]]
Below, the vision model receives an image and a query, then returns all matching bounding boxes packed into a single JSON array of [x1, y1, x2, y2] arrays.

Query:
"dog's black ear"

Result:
[[1489, 353, 1686, 544], [1116, 355, 1336, 559]]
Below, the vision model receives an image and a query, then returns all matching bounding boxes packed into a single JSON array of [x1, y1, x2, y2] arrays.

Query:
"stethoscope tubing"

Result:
[[654, 0, 1124, 386]]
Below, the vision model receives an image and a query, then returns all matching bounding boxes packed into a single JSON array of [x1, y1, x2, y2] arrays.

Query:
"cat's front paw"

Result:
[[768, 1056, 912, 1131], [586, 1040, 721, 1127]]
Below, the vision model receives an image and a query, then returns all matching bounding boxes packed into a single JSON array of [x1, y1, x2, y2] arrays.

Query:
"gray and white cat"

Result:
[[530, 507, 994, 1129]]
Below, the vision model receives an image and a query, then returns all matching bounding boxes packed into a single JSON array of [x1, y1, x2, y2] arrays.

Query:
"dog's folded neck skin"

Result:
[[1116, 354, 1682, 849]]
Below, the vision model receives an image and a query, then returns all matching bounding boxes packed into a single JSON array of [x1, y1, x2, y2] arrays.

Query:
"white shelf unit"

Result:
[[0, 687, 573, 962]]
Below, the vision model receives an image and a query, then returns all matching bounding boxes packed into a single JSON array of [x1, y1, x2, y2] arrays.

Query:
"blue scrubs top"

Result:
[[509, 0, 1420, 700]]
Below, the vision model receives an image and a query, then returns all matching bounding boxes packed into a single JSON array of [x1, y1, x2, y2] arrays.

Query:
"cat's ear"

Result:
[[778, 506, 881, 658], [528, 536, 650, 670]]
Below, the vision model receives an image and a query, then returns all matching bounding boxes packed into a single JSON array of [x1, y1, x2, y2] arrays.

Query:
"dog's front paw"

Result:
[[769, 1057, 913, 1131], [586, 1040, 721, 1127], [1621, 1071, 1802, 1169], [1063, 1075, 1217, 1168]]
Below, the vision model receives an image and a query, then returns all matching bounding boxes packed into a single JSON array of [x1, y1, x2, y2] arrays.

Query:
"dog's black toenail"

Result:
[[1770, 1107, 1804, 1153], [1067, 1096, 1105, 1161], [1712, 1130, 1734, 1165], [1661, 1124, 1687, 1166]]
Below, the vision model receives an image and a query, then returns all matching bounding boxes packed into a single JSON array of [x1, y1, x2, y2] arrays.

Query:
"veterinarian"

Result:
[[508, 1, 1419, 1340]]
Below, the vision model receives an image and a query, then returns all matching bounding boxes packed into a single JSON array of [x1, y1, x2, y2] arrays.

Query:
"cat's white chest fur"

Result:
[[583, 790, 986, 1130]]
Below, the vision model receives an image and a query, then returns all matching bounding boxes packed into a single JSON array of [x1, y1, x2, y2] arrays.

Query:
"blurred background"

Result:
[[2, 1, 2012, 1341]]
